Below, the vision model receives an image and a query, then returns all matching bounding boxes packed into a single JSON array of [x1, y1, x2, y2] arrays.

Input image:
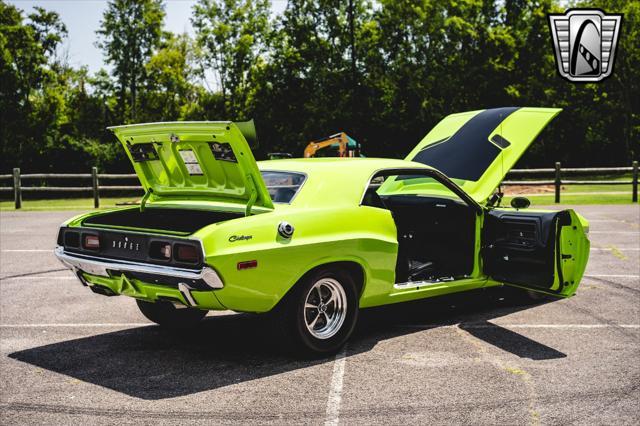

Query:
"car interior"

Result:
[[362, 178, 476, 284]]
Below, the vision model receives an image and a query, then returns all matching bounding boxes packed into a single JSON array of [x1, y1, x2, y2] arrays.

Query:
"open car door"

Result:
[[406, 107, 561, 203], [482, 209, 590, 297]]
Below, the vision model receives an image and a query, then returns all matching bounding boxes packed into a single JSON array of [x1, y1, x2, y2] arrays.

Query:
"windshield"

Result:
[[371, 174, 460, 202], [260, 171, 306, 203]]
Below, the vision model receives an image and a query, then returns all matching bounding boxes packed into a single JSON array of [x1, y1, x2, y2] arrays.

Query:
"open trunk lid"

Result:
[[109, 121, 273, 214], [406, 107, 561, 203]]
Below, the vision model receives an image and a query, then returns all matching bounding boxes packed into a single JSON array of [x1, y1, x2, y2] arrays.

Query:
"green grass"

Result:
[[1, 185, 637, 212], [0, 197, 140, 211], [503, 193, 637, 206], [563, 184, 633, 193], [503, 180, 636, 203]]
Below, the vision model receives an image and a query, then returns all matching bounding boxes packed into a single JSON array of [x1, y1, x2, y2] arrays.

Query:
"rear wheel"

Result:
[[136, 299, 207, 329], [276, 267, 359, 355]]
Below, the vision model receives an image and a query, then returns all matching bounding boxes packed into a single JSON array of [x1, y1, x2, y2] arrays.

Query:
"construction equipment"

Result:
[[303, 132, 360, 158]]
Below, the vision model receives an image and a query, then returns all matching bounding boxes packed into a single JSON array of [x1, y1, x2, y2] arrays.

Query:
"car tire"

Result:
[[276, 266, 359, 356], [136, 299, 207, 329]]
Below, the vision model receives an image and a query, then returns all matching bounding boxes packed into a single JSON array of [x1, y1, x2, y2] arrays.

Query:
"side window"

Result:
[[260, 171, 306, 204], [362, 176, 387, 209]]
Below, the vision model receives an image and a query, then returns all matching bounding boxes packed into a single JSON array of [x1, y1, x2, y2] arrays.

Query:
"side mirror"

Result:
[[510, 196, 531, 210]]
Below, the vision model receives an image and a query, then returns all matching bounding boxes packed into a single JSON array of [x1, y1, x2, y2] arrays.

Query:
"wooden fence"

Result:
[[502, 161, 638, 203], [1, 161, 638, 209]]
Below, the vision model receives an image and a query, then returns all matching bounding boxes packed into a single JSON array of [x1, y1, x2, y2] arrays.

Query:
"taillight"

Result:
[[83, 234, 100, 250], [64, 231, 80, 248], [174, 244, 199, 263], [149, 241, 172, 260], [160, 244, 171, 258]]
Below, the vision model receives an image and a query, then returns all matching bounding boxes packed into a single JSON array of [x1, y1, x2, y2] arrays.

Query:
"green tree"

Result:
[[143, 33, 201, 121], [0, 2, 67, 171], [1, 0, 638, 175], [246, 0, 374, 156], [96, 0, 165, 123], [192, 0, 271, 118]]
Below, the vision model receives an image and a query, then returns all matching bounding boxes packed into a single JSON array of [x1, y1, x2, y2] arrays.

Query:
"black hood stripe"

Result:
[[412, 107, 520, 182]]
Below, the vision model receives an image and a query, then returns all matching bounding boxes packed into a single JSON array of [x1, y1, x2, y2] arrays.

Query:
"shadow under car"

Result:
[[8, 287, 566, 400]]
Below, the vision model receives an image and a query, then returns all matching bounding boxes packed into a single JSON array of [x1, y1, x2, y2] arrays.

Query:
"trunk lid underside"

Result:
[[109, 121, 274, 214]]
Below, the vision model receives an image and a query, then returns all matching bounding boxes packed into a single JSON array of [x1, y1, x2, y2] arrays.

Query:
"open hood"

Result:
[[406, 107, 561, 203], [109, 121, 273, 214]]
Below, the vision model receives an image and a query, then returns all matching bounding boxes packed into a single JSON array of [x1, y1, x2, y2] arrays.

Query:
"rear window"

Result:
[[260, 171, 306, 203]]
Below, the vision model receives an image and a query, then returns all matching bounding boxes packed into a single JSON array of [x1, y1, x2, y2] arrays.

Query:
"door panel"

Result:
[[482, 209, 589, 297]]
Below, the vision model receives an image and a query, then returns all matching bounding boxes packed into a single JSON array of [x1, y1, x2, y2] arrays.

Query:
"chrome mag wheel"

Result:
[[303, 278, 347, 339]]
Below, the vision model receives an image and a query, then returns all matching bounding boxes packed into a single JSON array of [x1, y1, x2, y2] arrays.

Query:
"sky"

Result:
[[8, 0, 287, 74]]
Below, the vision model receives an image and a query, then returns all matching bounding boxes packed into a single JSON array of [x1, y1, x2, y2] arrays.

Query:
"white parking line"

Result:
[[0, 323, 151, 328], [0, 245, 640, 253], [398, 324, 640, 329], [585, 274, 639, 278], [589, 231, 639, 234], [0, 276, 75, 281], [325, 345, 348, 426], [3, 273, 637, 282], [0, 249, 53, 252], [590, 247, 640, 251], [3, 245, 639, 255], [1, 323, 637, 330]]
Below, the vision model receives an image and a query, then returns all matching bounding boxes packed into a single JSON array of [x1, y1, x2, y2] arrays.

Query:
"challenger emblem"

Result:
[[548, 9, 622, 82], [229, 235, 252, 242]]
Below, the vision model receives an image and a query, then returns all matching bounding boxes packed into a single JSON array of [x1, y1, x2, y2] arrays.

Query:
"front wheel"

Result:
[[276, 267, 359, 355], [136, 299, 207, 329]]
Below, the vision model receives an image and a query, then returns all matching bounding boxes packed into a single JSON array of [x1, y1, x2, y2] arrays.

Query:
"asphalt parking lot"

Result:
[[0, 204, 638, 425]]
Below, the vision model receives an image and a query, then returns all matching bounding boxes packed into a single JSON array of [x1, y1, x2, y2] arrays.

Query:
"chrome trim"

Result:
[[54, 246, 224, 289], [277, 221, 294, 238], [304, 277, 348, 339], [394, 279, 453, 290], [394, 275, 470, 290], [178, 282, 197, 306]]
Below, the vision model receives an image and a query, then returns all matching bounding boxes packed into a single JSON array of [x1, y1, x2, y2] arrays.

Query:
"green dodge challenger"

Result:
[[55, 107, 590, 354]]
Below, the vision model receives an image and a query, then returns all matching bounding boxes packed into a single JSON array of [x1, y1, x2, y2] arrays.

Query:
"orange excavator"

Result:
[[303, 132, 361, 158]]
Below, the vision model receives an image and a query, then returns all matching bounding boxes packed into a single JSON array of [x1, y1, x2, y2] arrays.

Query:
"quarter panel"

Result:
[[196, 206, 399, 312]]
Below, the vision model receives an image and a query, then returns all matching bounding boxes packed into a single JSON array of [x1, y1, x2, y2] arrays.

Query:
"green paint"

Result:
[[59, 113, 590, 312], [406, 107, 561, 203]]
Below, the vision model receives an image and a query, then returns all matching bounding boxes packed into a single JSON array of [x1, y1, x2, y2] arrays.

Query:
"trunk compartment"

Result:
[[82, 207, 242, 234]]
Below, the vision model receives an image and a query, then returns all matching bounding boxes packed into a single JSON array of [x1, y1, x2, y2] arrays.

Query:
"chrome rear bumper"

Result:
[[54, 246, 224, 289]]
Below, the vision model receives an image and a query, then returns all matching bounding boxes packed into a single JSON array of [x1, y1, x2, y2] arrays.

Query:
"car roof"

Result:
[[257, 157, 433, 207], [257, 157, 430, 173]]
